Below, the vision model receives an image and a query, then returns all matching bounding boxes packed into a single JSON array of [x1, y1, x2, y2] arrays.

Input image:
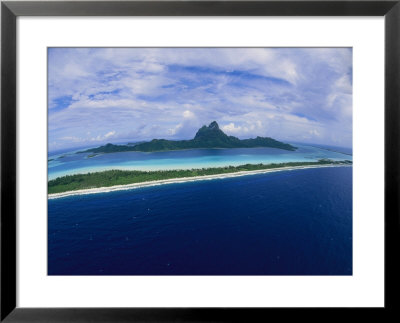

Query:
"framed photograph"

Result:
[[1, 0, 399, 321]]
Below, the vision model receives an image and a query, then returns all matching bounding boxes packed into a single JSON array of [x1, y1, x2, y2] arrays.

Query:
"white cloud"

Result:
[[48, 48, 353, 150], [222, 122, 242, 134], [90, 131, 117, 142], [168, 124, 183, 135], [104, 131, 116, 138], [183, 110, 195, 119]]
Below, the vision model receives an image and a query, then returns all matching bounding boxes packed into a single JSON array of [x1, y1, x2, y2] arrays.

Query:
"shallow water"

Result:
[[48, 143, 352, 180]]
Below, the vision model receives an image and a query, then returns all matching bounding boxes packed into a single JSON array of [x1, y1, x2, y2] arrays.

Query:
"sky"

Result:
[[48, 48, 352, 152]]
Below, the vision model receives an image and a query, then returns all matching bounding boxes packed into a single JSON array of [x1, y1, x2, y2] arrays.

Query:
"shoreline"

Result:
[[48, 164, 351, 200]]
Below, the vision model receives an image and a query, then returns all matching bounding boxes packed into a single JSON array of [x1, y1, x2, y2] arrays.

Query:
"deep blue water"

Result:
[[48, 167, 352, 275]]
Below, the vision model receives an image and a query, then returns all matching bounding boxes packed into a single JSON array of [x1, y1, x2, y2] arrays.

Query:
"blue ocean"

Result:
[[48, 166, 352, 275]]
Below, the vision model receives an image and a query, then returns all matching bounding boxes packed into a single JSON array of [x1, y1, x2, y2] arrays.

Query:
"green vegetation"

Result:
[[48, 159, 352, 194], [79, 121, 297, 154], [87, 153, 101, 158]]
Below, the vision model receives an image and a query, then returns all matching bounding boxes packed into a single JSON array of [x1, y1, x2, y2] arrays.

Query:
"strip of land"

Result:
[[48, 160, 352, 199]]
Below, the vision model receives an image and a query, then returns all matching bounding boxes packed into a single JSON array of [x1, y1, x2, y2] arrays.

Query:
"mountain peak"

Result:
[[194, 121, 227, 141], [208, 121, 219, 130]]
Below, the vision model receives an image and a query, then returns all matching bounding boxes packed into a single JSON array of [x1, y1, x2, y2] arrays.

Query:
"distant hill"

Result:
[[80, 121, 297, 154]]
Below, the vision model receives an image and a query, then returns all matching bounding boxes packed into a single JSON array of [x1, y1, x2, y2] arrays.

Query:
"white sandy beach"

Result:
[[48, 164, 351, 199]]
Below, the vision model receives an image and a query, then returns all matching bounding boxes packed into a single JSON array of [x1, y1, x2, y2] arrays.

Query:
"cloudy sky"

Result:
[[48, 48, 352, 152]]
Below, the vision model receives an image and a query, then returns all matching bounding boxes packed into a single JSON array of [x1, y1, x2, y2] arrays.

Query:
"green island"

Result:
[[48, 159, 352, 194], [87, 153, 100, 158], [78, 121, 297, 154]]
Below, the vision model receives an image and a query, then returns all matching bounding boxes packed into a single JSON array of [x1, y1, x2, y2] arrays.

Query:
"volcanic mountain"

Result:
[[81, 121, 297, 154]]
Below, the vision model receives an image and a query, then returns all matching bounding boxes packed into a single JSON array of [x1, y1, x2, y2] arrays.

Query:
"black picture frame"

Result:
[[1, 1, 399, 321]]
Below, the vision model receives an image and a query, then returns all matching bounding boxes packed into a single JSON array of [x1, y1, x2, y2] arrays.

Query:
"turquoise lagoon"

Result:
[[48, 143, 352, 180]]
